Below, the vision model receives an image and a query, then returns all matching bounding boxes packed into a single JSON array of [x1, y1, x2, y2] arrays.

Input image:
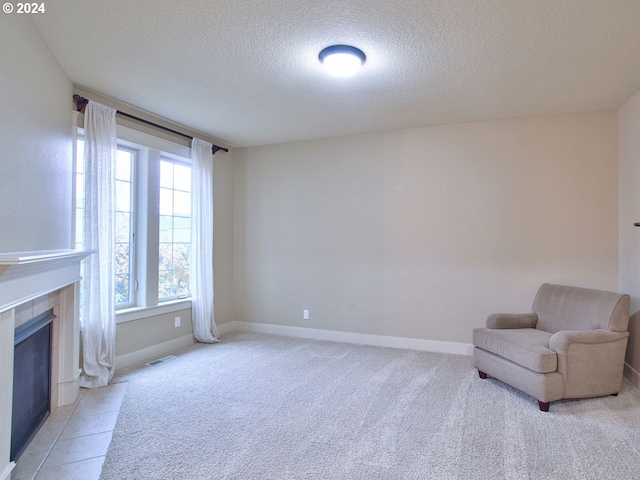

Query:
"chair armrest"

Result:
[[549, 330, 629, 356], [486, 313, 538, 329]]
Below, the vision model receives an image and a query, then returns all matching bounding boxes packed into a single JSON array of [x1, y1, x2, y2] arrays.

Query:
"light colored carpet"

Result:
[[100, 332, 640, 480]]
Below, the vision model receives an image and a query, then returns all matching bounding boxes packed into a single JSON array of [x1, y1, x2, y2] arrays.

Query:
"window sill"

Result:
[[116, 299, 192, 324]]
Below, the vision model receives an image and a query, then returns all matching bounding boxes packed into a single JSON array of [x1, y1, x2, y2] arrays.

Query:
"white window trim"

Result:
[[116, 298, 192, 324], [116, 124, 190, 159]]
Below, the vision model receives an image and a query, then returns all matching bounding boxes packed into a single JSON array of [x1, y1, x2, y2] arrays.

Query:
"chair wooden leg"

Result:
[[538, 401, 550, 412], [478, 370, 487, 379]]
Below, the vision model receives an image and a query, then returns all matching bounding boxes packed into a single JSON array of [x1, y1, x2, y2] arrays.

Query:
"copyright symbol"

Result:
[[3, 3, 13, 13]]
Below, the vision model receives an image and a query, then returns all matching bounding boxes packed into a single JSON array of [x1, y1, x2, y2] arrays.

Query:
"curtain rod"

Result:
[[73, 95, 228, 154]]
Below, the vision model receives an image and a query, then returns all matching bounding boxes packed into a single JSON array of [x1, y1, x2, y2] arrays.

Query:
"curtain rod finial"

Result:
[[73, 94, 89, 112], [212, 145, 229, 155]]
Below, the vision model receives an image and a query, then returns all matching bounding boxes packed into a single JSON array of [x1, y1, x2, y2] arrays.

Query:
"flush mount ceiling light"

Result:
[[319, 45, 366, 77]]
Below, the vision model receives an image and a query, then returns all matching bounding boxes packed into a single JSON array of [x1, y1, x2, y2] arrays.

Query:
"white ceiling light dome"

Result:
[[319, 45, 366, 78]]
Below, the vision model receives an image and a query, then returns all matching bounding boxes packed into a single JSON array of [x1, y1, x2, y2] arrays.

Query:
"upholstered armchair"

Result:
[[473, 283, 630, 411]]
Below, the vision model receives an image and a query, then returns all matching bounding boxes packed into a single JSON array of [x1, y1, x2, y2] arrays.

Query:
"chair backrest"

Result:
[[532, 283, 630, 333]]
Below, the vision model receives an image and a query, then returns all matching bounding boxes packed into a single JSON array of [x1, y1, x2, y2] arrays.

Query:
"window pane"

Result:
[[173, 243, 190, 271], [173, 190, 191, 217], [174, 268, 189, 297], [75, 138, 85, 249], [160, 161, 173, 188], [159, 215, 173, 243], [159, 188, 173, 215], [158, 242, 173, 271], [158, 271, 173, 298], [115, 180, 131, 212], [76, 139, 84, 174], [173, 164, 191, 192], [116, 150, 132, 181], [173, 216, 191, 243], [115, 212, 130, 242], [75, 211, 83, 249], [115, 243, 130, 274], [115, 274, 130, 304], [76, 173, 84, 204]]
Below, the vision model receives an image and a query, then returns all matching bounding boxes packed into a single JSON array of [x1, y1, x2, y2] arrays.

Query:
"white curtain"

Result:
[[80, 101, 117, 387], [190, 138, 220, 343]]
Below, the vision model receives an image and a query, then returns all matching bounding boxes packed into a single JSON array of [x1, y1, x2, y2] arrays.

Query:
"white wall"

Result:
[[0, 16, 73, 252], [619, 88, 640, 385], [234, 111, 619, 344]]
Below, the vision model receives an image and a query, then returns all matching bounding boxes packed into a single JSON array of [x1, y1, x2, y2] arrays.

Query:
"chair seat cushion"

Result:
[[473, 327, 557, 373]]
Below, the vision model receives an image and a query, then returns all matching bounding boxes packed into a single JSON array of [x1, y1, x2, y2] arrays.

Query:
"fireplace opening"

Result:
[[11, 309, 55, 461]]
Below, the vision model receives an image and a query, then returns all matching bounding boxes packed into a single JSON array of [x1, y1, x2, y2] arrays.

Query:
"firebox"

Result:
[[11, 309, 55, 461]]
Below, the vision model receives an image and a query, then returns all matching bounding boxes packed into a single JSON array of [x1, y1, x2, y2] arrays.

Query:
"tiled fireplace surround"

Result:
[[0, 250, 90, 480]]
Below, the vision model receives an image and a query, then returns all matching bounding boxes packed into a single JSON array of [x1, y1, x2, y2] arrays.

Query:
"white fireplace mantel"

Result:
[[0, 249, 91, 480], [0, 250, 91, 313]]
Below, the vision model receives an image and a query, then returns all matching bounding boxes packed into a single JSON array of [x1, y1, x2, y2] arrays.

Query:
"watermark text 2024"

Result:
[[3, 3, 46, 14]]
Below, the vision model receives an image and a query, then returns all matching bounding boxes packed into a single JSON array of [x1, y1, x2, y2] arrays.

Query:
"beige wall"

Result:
[[116, 308, 193, 357], [0, 15, 73, 252], [213, 149, 236, 326], [619, 88, 640, 385], [234, 111, 619, 344]]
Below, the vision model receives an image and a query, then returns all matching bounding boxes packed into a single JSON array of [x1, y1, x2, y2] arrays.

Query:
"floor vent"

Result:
[[146, 355, 177, 367]]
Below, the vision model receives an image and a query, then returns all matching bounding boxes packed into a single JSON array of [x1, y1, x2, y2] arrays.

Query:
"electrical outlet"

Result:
[[303, 309, 309, 320], [174, 316, 181, 328]]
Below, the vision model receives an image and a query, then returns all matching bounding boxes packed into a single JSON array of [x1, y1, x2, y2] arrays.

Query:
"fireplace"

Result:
[[11, 309, 55, 461], [0, 250, 90, 480]]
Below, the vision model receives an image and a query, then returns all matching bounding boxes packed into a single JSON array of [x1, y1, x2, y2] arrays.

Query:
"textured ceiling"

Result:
[[31, 0, 640, 148]]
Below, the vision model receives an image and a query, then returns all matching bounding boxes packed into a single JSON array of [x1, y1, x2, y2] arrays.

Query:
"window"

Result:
[[158, 159, 191, 300], [75, 138, 137, 309], [74, 130, 192, 312], [114, 147, 136, 306], [74, 138, 85, 252]]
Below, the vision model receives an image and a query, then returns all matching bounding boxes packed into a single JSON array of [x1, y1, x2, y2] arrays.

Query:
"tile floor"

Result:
[[10, 382, 126, 480]]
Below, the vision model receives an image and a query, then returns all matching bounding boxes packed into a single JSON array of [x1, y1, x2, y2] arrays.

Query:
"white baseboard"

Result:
[[217, 321, 236, 336], [225, 321, 474, 356], [116, 334, 195, 369], [624, 362, 640, 387]]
